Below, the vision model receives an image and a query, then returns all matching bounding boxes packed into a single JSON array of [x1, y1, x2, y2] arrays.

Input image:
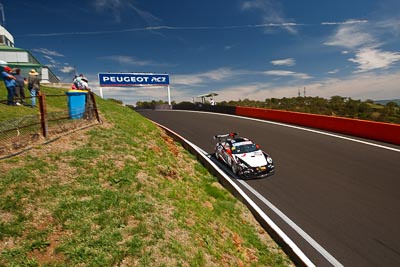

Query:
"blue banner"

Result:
[[98, 73, 169, 87]]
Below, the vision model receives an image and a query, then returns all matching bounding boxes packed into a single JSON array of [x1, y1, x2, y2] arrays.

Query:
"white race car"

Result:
[[214, 133, 275, 178]]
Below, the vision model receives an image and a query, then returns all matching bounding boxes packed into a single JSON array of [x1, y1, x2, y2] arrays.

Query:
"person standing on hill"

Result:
[[13, 68, 26, 105], [73, 74, 84, 89], [1, 66, 17, 106], [79, 77, 90, 90], [28, 69, 40, 108]]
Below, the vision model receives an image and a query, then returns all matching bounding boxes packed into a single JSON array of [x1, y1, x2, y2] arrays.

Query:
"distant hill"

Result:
[[374, 99, 400, 105]]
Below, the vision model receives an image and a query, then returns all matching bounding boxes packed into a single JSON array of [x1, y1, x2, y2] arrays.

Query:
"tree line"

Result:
[[134, 96, 400, 124]]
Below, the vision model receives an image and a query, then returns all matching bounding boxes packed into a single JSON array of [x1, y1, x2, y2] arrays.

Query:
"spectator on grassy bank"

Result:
[[79, 77, 90, 90], [1, 66, 17, 106], [28, 69, 40, 108], [13, 68, 26, 105], [73, 74, 90, 90], [73, 74, 83, 89]]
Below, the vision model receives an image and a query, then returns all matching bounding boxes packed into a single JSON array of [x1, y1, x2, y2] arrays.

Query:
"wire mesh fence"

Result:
[[0, 91, 100, 158]]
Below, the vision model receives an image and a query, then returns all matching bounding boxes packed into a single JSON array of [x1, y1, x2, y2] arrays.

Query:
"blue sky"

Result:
[[4, 0, 400, 104]]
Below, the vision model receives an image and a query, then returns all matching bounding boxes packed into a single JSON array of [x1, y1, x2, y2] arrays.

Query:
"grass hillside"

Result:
[[0, 85, 293, 266]]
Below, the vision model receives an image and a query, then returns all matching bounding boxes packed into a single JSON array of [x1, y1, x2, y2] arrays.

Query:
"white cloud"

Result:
[[263, 70, 312, 79], [241, 0, 264, 10], [128, 4, 162, 26], [216, 83, 273, 101], [270, 58, 295, 66], [376, 18, 400, 36], [214, 71, 400, 102], [241, 0, 298, 34], [327, 69, 339, 74], [43, 55, 57, 65], [173, 68, 238, 85], [321, 19, 368, 25], [99, 55, 169, 67], [172, 74, 206, 86], [93, 0, 162, 25], [60, 66, 75, 73], [201, 68, 238, 81], [32, 48, 75, 76], [324, 24, 376, 48], [224, 45, 235, 50], [306, 72, 400, 100], [93, 0, 125, 23], [349, 47, 400, 72], [33, 48, 64, 57], [324, 18, 400, 73], [27, 23, 306, 37]]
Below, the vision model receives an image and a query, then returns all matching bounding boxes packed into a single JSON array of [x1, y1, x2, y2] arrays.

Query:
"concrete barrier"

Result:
[[236, 106, 400, 145], [171, 103, 400, 145], [173, 103, 236, 114]]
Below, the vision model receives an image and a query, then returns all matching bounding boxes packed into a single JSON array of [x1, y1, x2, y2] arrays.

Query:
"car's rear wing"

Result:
[[213, 132, 238, 141]]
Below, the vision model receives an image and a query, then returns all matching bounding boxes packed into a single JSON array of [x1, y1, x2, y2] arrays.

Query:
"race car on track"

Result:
[[214, 133, 275, 178]]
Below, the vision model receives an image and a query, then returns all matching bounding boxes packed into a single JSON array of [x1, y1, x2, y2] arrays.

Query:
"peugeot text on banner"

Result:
[[98, 73, 169, 87]]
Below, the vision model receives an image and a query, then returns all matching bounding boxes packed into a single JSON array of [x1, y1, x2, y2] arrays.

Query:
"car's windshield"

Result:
[[232, 143, 258, 154]]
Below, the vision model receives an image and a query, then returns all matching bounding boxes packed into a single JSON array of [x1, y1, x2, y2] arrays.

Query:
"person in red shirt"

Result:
[[1, 66, 17, 106]]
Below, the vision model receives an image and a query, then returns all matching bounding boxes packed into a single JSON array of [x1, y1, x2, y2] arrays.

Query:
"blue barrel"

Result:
[[66, 90, 88, 119]]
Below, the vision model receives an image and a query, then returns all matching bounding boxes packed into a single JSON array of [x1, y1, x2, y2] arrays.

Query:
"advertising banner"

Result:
[[98, 73, 169, 87]]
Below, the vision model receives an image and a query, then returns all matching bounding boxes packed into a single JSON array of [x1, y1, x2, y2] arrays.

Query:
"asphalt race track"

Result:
[[138, 109, 400, 267]]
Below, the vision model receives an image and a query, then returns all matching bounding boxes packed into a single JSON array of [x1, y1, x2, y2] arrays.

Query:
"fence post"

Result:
[[38, 92, 48, 139], [89, 92, 101, 123]]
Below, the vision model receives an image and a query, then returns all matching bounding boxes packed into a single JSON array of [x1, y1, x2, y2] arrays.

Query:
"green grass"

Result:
[[0, 85, 293, 266]]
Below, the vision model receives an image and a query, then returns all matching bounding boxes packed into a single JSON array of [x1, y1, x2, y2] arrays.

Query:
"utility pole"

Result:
[[0, 3, 5, 27], [304, 87, 306, 97], [298, 88, 301, 97]]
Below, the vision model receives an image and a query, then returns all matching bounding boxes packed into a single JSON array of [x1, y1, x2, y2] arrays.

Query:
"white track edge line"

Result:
[[238, 179, 343, 267], [195, 145, 343, 266]]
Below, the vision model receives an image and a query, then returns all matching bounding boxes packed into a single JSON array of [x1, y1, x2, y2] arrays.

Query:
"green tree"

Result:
[[329, 96, 345, 116], [344, 98, 361, 118]]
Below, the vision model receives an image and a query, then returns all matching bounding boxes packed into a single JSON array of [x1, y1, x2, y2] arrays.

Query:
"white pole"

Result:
[[167, 85, 171, 106], [99, 87, 103, 98]]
